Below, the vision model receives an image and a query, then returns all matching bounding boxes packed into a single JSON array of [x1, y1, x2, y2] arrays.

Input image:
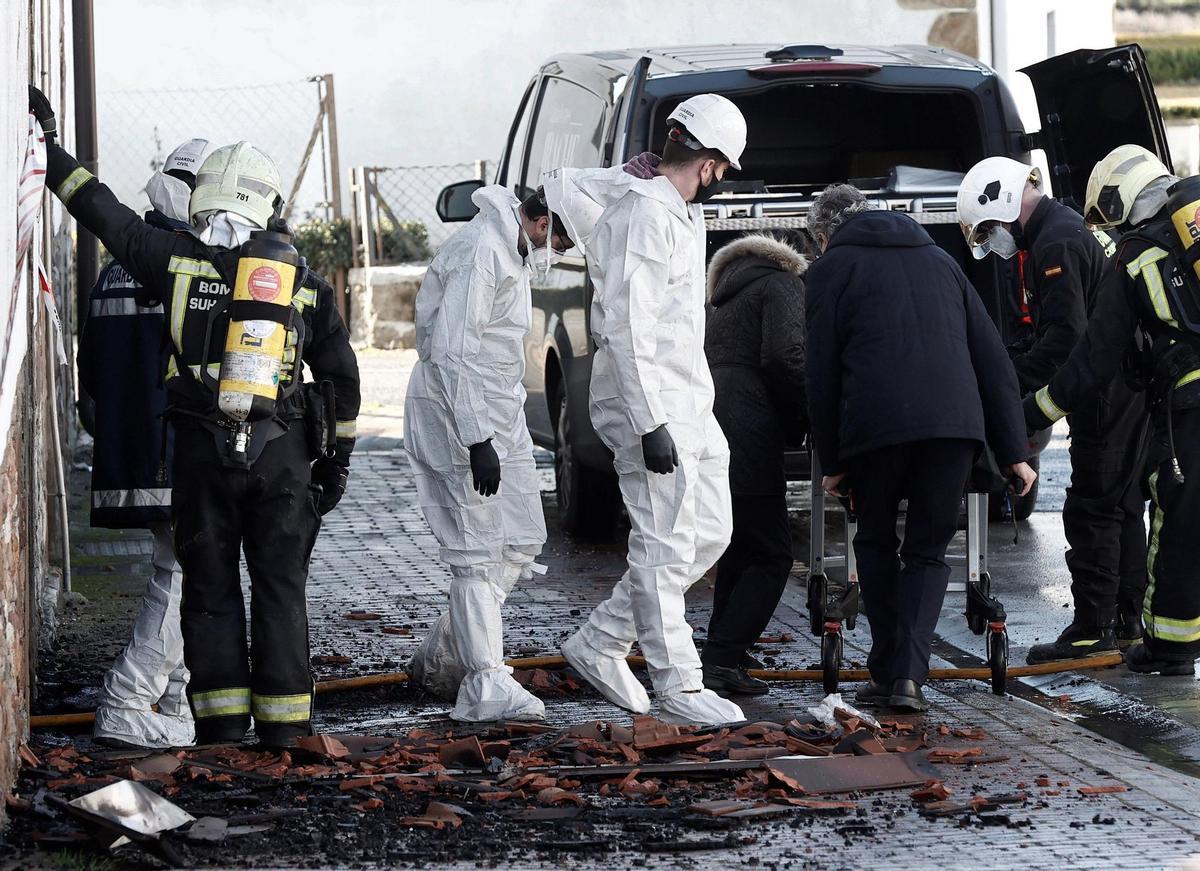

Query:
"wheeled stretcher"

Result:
[[805, 451, 1009, 696]]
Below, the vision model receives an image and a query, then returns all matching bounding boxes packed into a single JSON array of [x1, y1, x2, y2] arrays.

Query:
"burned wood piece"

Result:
[[438, 736, 486, 768]]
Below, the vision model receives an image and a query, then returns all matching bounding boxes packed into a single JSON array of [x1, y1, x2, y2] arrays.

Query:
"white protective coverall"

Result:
[[94, 153, 206, 749], [566, 173, 742, 726], [405, 185, 547, 722]]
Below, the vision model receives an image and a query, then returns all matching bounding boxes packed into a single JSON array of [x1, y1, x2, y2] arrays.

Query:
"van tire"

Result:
[[553, 380, 620, 539]]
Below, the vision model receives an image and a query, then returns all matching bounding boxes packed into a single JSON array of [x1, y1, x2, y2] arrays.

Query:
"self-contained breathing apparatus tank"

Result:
[[217, 229, 298, 464]]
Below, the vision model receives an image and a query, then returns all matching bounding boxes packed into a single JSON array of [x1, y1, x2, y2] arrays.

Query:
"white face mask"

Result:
[[984, 225, 1018, 260], [192, 210, 261, 249], [520, 220, 562, 278], [144, 172, 192, 223]]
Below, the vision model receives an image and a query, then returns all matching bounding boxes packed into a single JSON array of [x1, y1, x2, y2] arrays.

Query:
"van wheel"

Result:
[[988, 455, 1039, 521], [553, 380, 620, 539]]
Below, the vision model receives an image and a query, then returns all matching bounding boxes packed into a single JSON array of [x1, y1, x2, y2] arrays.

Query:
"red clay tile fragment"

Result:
[[381, 626, 411, 635], [927, 747, 983, 762], [951, 726, 986, 740], [341, 776, 382, 792], [727, 747, 791, 761], [17, 745, 40, 768], [1035, 776, 1051, 787], [354, 798, 385, 811], [1078, 785, 1128, 795], [344, 611, 383, 621], [910, 781, 952, 803], [779, 797, 857, 812], [311, 655, 352, 666], [537, 787, 585, 807], [295, 735, 351, 759]]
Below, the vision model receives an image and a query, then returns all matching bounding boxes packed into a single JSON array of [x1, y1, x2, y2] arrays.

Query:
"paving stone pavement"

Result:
[[293, 447, 1200, 867]]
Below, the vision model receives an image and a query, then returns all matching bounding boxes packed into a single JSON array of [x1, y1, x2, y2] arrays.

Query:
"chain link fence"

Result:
[[97, 77, 337, 221], [351, 161, 494, 266]]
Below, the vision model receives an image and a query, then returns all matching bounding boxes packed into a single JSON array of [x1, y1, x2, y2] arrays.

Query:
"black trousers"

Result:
[[174, 423, 321, 744], [844, 438, 976, 685], [1064, 385, 1149, 627], [703, 494, 793, 668], [1144, 408, 1200, 661]]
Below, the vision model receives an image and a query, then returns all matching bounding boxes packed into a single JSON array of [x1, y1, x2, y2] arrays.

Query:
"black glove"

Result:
[[28, 85, 57, 144], [311, 457, 349, 515], [469, 440, 501, 497], [641, 425, 679, 474]]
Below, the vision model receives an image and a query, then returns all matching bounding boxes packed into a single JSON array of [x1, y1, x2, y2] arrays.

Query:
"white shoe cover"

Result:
[[561, 631, 650, 714], [409, 613, 468, 701], [451, 669, 545, 722], [93, 706, 195, 749], [657, 689, 744, 727]]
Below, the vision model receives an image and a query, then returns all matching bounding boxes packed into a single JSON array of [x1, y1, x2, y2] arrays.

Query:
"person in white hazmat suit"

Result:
[[561, 94, 750, 727], [405, 184, 577, 722], [86, 138, 209, 748]]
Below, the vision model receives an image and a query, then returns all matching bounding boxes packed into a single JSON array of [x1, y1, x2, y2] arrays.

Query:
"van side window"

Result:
[[501, 78, 538, 191], [520, 77, 606, 196]]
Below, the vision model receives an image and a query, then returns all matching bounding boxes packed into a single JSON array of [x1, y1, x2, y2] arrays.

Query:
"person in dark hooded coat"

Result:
[[805, 184, 1036, 712], [701, 230, 809, 696]]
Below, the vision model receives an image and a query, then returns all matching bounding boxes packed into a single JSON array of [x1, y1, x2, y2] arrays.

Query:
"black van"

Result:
[[438, 43, 1170, 537]]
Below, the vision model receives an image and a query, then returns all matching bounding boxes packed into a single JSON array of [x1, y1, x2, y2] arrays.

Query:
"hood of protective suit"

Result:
[[1129, 174, 1182, 227], [707, 233, 808, 303], [541, 165, 640, 256], [145, 172, 193, 224], [470, 185, 523, 252], [625, 174, 693, 223]]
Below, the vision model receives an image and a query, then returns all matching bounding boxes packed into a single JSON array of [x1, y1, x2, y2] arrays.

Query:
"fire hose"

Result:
[[28, 653, 1125, 729]]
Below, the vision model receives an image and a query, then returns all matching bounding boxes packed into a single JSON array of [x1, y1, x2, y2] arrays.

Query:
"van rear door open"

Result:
[[1021, 44, 1171, 212]]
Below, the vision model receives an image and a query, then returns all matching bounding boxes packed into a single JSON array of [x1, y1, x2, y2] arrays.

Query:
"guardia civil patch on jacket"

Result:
[[1044, 265, 1064, 278]]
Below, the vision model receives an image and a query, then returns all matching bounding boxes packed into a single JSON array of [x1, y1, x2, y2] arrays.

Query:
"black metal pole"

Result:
[[71, 0, 98, 333]]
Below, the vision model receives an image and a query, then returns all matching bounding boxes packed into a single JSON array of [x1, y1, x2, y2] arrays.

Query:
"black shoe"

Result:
[[1115, 609, 1144, 649], [854, 680, 891, 706], [741, 652, 765, 670], [702, 663, 769, 696], [1025, 623, 1117, 665], [1125, 642, 1195, 676], [889, 679, 929, 712]]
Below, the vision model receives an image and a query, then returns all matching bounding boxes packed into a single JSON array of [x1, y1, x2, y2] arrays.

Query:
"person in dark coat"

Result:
[[805, 184, 1036, 712], [701, 231, 809, 696]]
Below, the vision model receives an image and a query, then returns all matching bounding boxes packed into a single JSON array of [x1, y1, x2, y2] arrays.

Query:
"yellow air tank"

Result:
[[217, 230, 298, 423]]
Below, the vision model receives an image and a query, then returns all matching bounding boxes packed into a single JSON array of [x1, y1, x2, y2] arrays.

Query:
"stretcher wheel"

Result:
[[988, 627, 1008, 696], [966, 571, 992, 636], [821, 631, 842, 695], [808, 573, 827, 637]]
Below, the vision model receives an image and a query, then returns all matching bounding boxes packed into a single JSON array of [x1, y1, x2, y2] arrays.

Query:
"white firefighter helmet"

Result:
[[1084, 144, 1172, 229], [189, 141, 283, 229], [667, 93, 747, 170], [957, 156, 1040, 259]]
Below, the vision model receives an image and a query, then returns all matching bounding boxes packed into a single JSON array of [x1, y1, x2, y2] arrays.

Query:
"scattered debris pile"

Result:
[[1, 701, 1134, 867]]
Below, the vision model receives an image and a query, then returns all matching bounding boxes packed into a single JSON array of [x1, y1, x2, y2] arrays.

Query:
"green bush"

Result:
[[292, 216, 432, 271], [376, 218, 432, 264], [292, 217, 353, 275], [1146, 46, 1200, 84]]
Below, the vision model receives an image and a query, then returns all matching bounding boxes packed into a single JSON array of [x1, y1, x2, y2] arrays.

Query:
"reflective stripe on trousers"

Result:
[[252, 691, 313, 724], [191, 686, 251, 718]]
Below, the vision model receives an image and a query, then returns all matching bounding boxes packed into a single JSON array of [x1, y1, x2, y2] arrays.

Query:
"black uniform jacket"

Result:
[[48, 144, 359, 443]]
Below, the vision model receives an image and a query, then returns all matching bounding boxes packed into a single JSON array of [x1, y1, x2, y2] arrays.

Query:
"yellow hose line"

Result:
[[27, 652, 1125, 730]]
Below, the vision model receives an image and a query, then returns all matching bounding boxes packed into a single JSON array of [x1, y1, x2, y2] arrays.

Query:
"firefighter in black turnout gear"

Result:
[[31, 87, 360, 744], [1025, 144, 1200, 676], [958, 157, 1149, 664]]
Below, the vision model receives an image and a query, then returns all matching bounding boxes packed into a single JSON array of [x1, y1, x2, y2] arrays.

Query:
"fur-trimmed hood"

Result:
[[707, 233, 808, 304]]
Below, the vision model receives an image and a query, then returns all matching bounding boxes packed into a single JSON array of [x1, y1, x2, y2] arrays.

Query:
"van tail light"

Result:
[[749, 62, 881, 77]]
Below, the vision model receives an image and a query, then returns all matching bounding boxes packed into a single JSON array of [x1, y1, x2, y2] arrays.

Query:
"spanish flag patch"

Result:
[[1044, 265, 1063, 278]]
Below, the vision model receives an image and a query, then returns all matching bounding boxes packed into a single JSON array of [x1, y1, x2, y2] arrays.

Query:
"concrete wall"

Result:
[[348, 265, 425, 350], [0, 0, 75, 823]]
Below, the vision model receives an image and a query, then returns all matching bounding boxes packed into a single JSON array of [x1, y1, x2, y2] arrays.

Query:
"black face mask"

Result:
[[692, 166, 723, 204]]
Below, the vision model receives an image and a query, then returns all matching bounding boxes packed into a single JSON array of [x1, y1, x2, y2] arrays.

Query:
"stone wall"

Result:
[[348, 265, 427, 350]]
